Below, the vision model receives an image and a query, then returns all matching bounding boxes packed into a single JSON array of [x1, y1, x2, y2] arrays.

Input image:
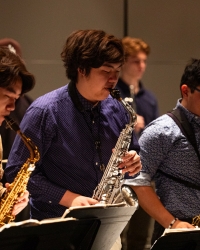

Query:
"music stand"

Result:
[[151, 229, 200, 250], [63, 203, 137, 250], [0, 218, 100, 250], [0, 203, 137, 250]]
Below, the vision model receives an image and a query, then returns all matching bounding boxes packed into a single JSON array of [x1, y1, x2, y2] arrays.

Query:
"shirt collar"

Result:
[[68, 81, 101, 112], [77, 90, 100, 112], [137, 82, 145, 96], [176, 99, 200, 124]]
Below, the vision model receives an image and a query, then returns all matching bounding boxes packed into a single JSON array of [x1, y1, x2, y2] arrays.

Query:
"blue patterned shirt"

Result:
[[5, 83, 139, 220], [127, 99, 200, 219]]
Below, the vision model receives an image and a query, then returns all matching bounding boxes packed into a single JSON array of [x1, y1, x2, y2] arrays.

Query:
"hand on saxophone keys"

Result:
[[4, 183, 29, 216], [118, 150, 142, 176], [59, 190, 98, 207]]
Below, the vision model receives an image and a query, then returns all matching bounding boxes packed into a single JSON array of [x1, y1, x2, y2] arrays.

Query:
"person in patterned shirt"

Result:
[[127, 58, 200, 245]]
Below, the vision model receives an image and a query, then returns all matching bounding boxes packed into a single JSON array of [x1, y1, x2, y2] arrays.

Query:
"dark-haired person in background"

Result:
[[130, 58, 200, 246], [5, 30, 142, 250], [0, 46, 35, 216]]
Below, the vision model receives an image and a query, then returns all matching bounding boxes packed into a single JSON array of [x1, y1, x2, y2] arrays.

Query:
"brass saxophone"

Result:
[[92, 89, 139, 207], [192, 216, 200, 227], [0, 116, 40, 227]]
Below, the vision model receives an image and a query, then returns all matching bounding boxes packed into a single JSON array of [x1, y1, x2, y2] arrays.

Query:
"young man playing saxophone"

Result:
[[5, 30, 142, 249], [0, 46, 35, 216]]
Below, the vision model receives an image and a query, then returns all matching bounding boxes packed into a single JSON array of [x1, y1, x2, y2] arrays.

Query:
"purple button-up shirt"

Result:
[[5, 83, 139, 220]]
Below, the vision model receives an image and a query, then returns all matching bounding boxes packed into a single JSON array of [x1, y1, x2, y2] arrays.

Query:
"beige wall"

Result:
[[128, 0, 200, 114], [1, 0, 200, 114]]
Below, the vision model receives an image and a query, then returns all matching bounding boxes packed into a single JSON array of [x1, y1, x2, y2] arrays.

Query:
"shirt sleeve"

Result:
[[27, 169, 67, 204], [124, 172, 152, 186], [5, 105, 67, 205], [126, 116, 175, 185]]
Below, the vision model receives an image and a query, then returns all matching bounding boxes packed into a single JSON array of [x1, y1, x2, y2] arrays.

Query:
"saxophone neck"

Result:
[[4, 116, 40, 162], [120, 99, 137, 127], [4, 116, 20, 132], [110, 89, 137, 127], [18, 132, 38, 161]]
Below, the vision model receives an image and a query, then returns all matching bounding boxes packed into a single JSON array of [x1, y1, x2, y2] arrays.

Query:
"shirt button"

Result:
[[96, 162, 98, 165], [49, 201, 52, 203]]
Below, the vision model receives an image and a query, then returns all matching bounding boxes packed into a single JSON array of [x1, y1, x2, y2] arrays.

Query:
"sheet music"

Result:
[[162, 227, 200, 236], [62, 202, 126, 218], [0, 217, 77, 233]]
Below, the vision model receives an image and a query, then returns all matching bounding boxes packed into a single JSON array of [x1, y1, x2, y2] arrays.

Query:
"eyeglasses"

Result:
[[194, 87, 200, 92]]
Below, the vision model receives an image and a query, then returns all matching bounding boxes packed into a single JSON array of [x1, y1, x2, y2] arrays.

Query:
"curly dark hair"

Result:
[[0, 46, 35, 94], [61, 30, 124, 83], [180, 58, 200, 93]]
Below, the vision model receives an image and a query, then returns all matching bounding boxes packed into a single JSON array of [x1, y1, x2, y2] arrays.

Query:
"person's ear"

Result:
[[181, 84, 189, 97], [78, 68, 85, 76]]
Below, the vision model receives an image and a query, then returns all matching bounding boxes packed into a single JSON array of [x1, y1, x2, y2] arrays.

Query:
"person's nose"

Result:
[[140, 61, 146, 70], [6, 99, 16, 111], [109, 72, 119, 83]]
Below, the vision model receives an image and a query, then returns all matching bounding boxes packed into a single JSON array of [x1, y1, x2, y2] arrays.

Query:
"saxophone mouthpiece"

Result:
[[109, 88, 122, 101], [4, 116, 20, 132]]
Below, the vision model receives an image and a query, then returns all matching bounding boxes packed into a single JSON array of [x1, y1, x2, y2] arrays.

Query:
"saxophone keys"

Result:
[[108, 177, 117, 185]]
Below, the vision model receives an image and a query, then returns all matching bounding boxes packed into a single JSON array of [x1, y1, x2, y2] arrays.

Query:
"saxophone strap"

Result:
[[167, 108, 200, 160], [157, 169, 200, 190], [68, 81, 84, 112]]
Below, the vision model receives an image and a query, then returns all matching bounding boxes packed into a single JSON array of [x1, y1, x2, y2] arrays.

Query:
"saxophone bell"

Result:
[[192, 215, 200, 227], [121, 185, 139, 207]]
